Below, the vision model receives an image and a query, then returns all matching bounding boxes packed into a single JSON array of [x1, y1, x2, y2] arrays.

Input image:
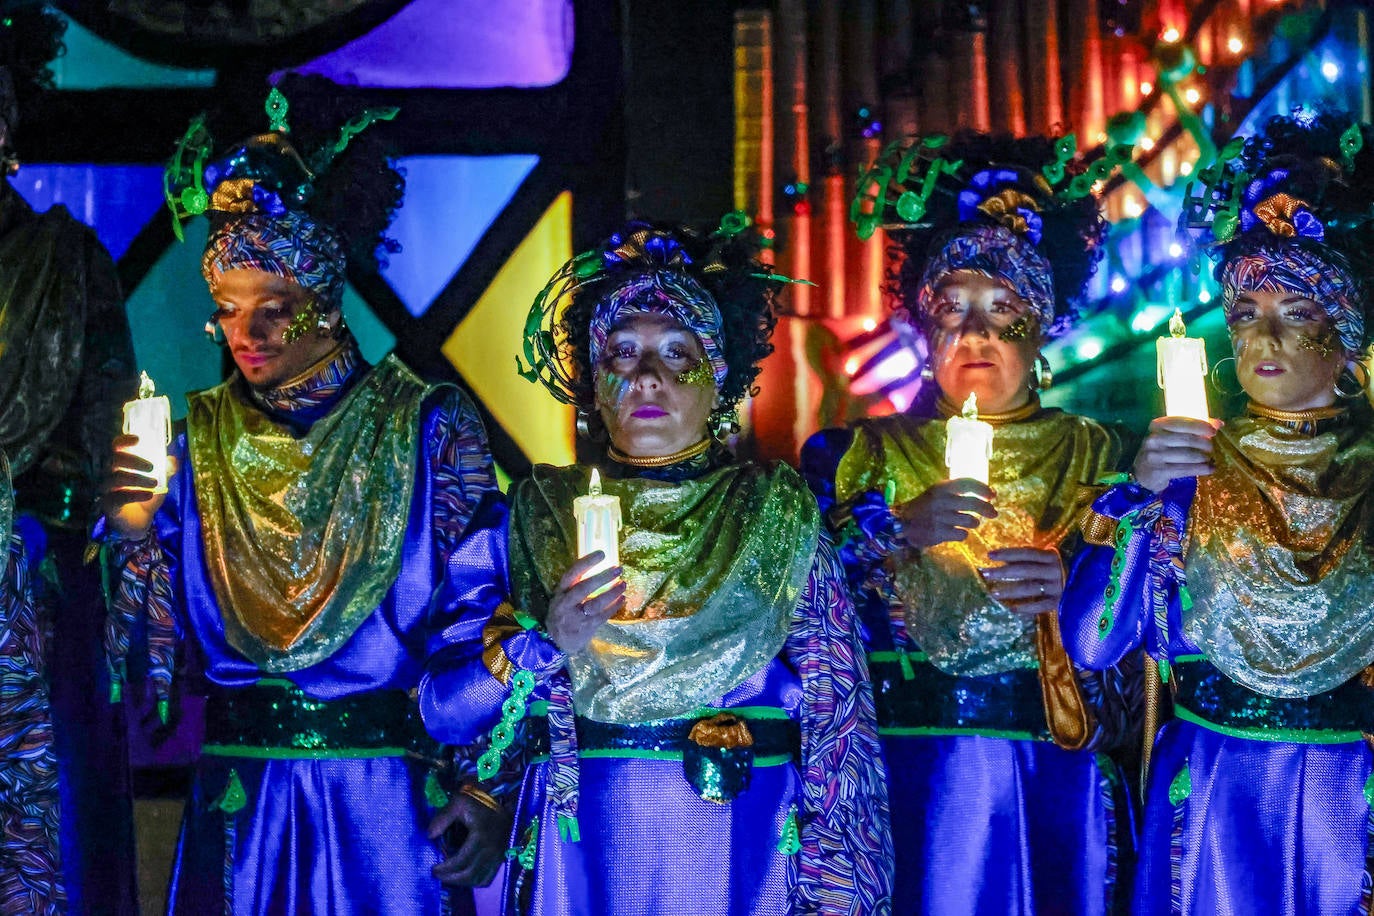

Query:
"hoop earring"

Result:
[[1334, 364, 1368, 400], [1208, 356, 1243, 397], [1033, 353, 1053, 391], [919, 363, 934, 381], [575, 410, 592, 440], [710, 408, 740, 441], [204, 316, 226, 346]]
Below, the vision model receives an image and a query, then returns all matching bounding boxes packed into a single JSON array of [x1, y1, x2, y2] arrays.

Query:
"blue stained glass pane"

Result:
[[48, 10, 215, 89], [340, 284, 396, 363], [382, 155, 539, 317], [10, 163, 166, 259], [289, 0, 571, 89]]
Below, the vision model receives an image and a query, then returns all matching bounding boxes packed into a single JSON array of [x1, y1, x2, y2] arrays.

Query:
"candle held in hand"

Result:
[[945, 392, 994, 484], [574, 468, 621, 586], [123, 371, 172, 494], [1156, 308, 1210, 421]]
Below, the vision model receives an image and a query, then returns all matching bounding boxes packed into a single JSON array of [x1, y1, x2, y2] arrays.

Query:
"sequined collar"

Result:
[[1245, 401, 1349, 438], [249, 338, 364, 417], [935, 393, 1042, 427]]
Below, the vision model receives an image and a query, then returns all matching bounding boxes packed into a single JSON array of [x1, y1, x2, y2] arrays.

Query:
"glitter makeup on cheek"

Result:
[[675, 359, 715, 389], [997, 314, 1037, 342], [1297, 332, 1337, 359], [596, 369, 633, 411]]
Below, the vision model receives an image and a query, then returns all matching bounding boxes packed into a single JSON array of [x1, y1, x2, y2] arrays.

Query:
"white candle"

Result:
[[1156, 308, 1210, 421], [945, 392, 994, 484], [123, 371, 172, 495], [574, 468, 621, 584]]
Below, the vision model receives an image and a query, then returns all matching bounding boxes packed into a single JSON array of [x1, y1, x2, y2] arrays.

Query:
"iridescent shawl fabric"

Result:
[[835, 407, 1116, 676], [509, 462, 820, 723], [1184, 413, 1374, 696], [185, 356, 434, 672]]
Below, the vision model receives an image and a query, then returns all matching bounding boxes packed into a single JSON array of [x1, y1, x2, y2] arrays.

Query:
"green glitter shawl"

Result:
[[186, 355, 434, 672], [510, 461, 820, 724]]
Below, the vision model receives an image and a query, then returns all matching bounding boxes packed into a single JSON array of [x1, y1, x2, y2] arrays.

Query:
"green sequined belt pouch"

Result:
[[525, 707, 799, 803], [202, 679, 439, 759]]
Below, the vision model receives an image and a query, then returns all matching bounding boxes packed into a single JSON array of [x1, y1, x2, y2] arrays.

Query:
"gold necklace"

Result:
[[935, 393, 1041, 427], [1246, 402, 1347, 424], [607, 438, 712, 468]]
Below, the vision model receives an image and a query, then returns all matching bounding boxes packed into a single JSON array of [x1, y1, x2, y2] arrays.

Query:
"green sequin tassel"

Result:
[[776, 807, 801, 855], [1168, 763, 1192, 806], [424, 770, 450, 809], [557, 812, 580, 844], [211, 769, 248, 816], [507, 815, 540, 871]]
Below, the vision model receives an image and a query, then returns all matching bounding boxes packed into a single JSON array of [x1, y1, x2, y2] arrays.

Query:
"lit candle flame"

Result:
[[138, 370, 156, 399], [961, 391, 979, 420], [1169, 307, 1186, 338]]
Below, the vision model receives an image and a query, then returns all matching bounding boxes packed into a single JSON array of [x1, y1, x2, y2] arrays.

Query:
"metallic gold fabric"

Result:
[[509, 462, 820, 724], [836, 409, 1116, 676], [1185, 414, 1374, 697], [186, 356, 432, 672], [1035, 608, 1092, 750]]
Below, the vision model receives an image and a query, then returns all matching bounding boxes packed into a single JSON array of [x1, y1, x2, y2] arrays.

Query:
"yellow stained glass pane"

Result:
[[443, 192, 575, 467]]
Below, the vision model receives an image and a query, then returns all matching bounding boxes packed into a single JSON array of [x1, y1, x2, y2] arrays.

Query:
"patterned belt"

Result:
[[203, 679, 438, 759], [523, 708, 800, 764], [1172, 657, 1373, 742], [868, 652, 1049, 740]]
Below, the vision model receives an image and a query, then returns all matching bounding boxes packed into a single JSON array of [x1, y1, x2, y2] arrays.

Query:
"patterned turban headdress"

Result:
[[164, 85, 398, 314], [1180, 120, 1371, 358], [518, 212, 809, 409]]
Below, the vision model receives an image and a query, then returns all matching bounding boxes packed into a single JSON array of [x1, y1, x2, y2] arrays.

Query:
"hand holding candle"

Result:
[[122, 372, 173, 494], [945, 392, 995, 485], [544, 469, 626, 655], [1156, 308, 1210, 421], [574, 468, 621, 580]]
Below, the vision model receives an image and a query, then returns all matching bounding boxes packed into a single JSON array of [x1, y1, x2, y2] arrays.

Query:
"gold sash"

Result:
[[186, 356, 433, 672], [510, 462, 820, 724]]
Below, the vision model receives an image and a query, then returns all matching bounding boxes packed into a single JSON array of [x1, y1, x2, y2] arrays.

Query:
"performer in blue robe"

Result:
[[1062, 111, 1374, 915], [98, 77, 508, 914], [421, 220, 893, 916], [805, 133, 1138, 915]]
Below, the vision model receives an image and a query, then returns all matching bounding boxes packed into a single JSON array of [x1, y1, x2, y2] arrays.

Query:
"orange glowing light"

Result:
[[1227, 37, 1244, 54], [1161, 27, 1181, 44], [861, 317, 877, 332], [1184, 87, 1201, 105], [1140, 137, 1156, 151], [845, 358, 859, 376], [1140, 81, 1154, 96]]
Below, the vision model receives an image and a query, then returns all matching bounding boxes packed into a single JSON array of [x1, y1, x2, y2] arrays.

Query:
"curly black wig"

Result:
[[559, 221, 781, 420], [270, 73, 405, 272], [886, 130, 1109, 338], [0, 1, 65, 132]]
